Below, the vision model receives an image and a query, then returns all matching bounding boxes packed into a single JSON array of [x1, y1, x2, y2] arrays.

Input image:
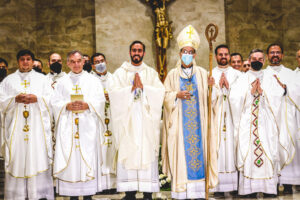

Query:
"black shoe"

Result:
[[83, 195, 93, 200], [122, 191, 137, 200], [214, 192, 225, 197], [283, 184, 293, 194], [230, 190, 238, 196], [242, 193, 257, 198], [143, 192, 152, 200], [109, 188, 118, 194], [263, 193, 277, 198], [70, 197, 79, 200]]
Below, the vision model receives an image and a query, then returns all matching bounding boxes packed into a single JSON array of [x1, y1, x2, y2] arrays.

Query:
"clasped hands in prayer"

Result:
[[15, 94, 37, 104], [219, 72, 229, 89], [251, 78, 263, 96], [177, 76, 215, 100], [66, 101, 89, 111], [131, 72, 143, 92]]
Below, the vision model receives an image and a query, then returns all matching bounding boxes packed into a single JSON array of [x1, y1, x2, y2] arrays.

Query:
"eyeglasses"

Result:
[[243, 64, 250, 67], [181, 50, 195, 55]]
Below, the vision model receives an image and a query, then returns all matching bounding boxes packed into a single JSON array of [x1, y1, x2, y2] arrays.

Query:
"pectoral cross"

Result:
[[186, 82, 193, 93], [21, 80, 30, 92], [186, 26, 194, 39], [72, 85, 81, 94], [105, 139, 112, 147]]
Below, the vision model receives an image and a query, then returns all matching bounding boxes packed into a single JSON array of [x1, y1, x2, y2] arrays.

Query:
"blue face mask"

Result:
[[181, 54, 193, 66]]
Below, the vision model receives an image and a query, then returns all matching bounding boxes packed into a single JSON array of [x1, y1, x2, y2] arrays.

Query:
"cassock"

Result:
[[108, 61, 165, 193], [211, 66, 241, 192], [94, 71, 117, 190], [162, 61, 219, 199], [51, 71, 105, 196], [229, 70, 294, 195], [264, 65, 300, 185], [0, 70, 54, 200]]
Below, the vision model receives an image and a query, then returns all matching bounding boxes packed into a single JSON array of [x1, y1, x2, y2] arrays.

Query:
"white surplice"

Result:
[[211, 66, 241, 192], [265, 65, 300, 185], [94, 71, 117, 190], [0, 70, 54, 200], [229, 70, 294, 195], [108, 61, 165, 192], [51, 71, 105, 196], [46, 71, 66, 89]]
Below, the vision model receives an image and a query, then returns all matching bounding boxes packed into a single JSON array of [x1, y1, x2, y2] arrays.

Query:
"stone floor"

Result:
[[53, 188, 300, 200]]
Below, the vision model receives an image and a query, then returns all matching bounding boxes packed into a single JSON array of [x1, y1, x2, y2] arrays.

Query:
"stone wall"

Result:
[[95, 0, 226, 72], [35, 0, 95, 73], [225, 0, 300, 69], [0, 0, 95, 74], [0, 0, 37, 73]]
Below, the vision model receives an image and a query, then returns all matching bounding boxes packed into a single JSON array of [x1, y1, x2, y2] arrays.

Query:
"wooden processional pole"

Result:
[[205, 23, 218, 200]]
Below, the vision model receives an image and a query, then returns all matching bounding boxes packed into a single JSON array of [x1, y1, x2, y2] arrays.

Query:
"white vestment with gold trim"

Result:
[[108, 62, 164, 193], [265, 65, 300, 185], [0, 70, 54, 200], [230, 70, 294, 195], [211, 66, 241, 192], [51, 71, 105, 196], [94, 71, 117, 190]]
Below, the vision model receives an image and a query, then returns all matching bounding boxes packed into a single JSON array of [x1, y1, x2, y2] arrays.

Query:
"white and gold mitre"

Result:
[[177, 25, 200, 50]]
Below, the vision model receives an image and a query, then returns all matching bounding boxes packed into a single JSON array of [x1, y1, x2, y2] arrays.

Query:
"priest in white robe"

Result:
[[162, 25, 219, 199], [211, 44, 241, 194], [108, 41, 165, 200], [264, 44, 300, 194], [0, 49, 54, 200], [230, 49, 294, 198], [51, 50, 105, 200], [91, 52, 116, 192], [46, 53, 66, 89]]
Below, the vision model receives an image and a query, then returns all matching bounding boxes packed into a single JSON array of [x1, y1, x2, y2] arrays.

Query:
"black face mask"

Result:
[[0, 68, 7, 79], [251, 61, 263, 71], [83, 63, 92, 73], [33, 67, 42, 73], [50, 62, 62, 74]]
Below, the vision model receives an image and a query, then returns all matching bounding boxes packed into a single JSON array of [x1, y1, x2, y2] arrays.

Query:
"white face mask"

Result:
[[95, 62, 106, 73]]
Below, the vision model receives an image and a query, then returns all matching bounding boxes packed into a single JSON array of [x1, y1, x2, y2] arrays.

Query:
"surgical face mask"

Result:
[[33, 66, 42, 73], [83, 63, 92, 73], [50, 62, 62, 74], [95, 62, 106, 73], [181, 54, 193, 66], [0, 68, 7, 79], [251, 61, 263, 71]]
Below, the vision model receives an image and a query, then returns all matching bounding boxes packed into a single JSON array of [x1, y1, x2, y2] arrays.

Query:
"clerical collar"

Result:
[[217, 66, 229, 72], [249, 69, 263, 78], [70, 70, 84, 77], [271, 65, 282, 72], [17, 69, 32, 79]]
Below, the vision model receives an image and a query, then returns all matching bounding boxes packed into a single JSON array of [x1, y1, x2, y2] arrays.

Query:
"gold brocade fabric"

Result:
[[162, 60, 219, 192]]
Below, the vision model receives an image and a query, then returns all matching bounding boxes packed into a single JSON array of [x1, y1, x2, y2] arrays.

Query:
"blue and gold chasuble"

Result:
[[180, 74, 205, 180]]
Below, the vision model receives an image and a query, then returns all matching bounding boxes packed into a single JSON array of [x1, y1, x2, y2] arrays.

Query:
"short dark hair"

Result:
[[34, 58, 43, 68], [248, 48, 264, 59], [0, 57, 8, 67], [91, 53, 106, 64], [215, 44, 229, 55], [16, 49, 35, 61], [129, 40, 145, 52], [67, 50, 83, 61], [266, 43, 283, 54], [230, 52, 243, 61]]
